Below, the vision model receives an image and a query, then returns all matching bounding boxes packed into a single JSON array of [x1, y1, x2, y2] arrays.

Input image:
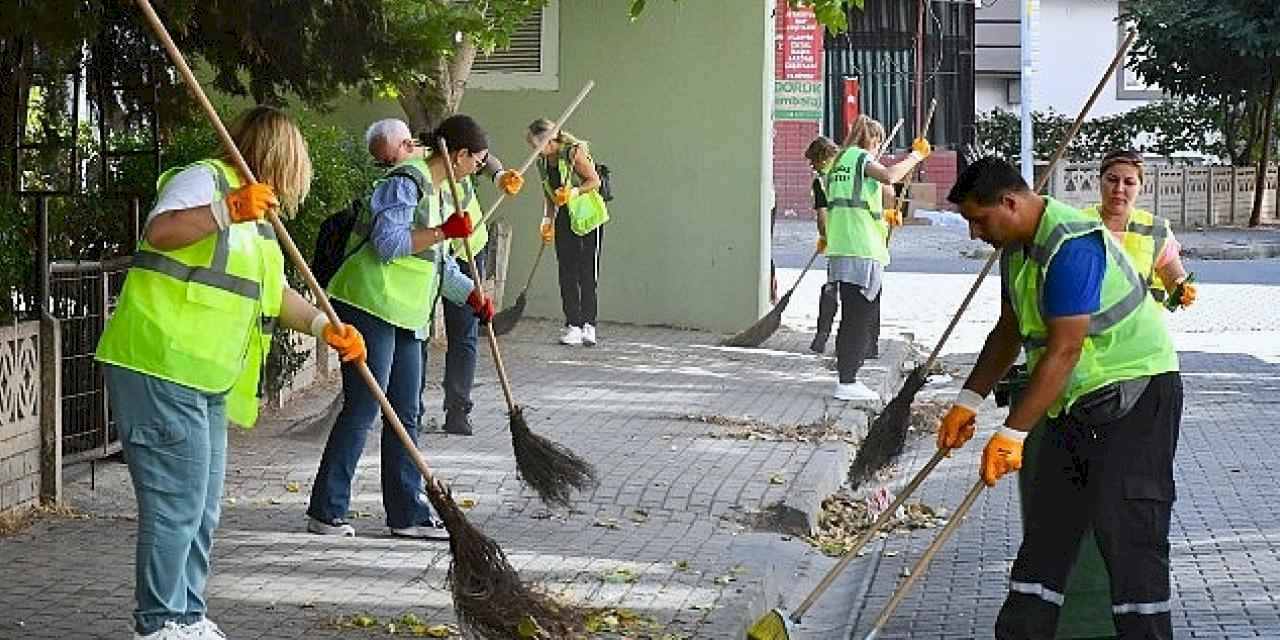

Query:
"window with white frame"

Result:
[[468, 1, 559, 91]]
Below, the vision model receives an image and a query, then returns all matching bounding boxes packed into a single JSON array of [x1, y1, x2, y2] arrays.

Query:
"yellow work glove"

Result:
[[553, 185, 579, 207], [316, 319, 366, 364], [539, 218, 554, 244], [211, 183, 278, 228], [884, 208, 904, 228], [910, 137, 932, 160], [980, 428, 1026, 487], [816, 237, 826, 253], [497, 170, 524, 196], [937, 388, 983, 450]]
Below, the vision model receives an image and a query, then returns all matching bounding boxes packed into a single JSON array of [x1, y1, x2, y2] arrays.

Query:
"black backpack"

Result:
[[311, 166, 427, 288], [595, 162, 614, 202]]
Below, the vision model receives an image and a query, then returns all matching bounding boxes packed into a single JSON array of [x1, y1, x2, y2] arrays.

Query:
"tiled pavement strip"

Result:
[[0, 318, 911, 640]]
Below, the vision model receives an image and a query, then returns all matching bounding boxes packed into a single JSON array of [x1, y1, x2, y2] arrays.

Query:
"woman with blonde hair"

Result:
[[96, 106, 367, 640], [528, 118, 606, 346], [824, 114, 930, 401]]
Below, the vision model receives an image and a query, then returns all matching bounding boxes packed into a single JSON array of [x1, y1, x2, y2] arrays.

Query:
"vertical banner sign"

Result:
[[843, 77, 860, 138], [774, 4, 825, 122]]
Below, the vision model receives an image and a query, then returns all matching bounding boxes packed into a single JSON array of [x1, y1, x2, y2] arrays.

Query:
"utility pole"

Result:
[[1020, 0, 1038, 185]]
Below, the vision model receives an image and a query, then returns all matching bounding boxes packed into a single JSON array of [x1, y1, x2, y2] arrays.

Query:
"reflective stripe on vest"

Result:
[[1009, 581, 1066, 607], [1002, 198, 1178, 416], [824, 146, 889, 264], [96, 159, 285, 426], [326, 156, 443, 330], [1082, 205, 1171, 298], [449, 175, 489, 258]]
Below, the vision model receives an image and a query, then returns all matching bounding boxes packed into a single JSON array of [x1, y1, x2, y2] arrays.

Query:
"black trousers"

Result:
[[834, 283, 880, 383], [996, 372, 1183, 640], [553, 207, 603, 327]]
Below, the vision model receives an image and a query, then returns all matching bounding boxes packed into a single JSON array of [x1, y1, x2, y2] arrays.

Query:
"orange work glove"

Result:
[[322, 322, 366, 364], [1178, 281, 1197, 308], [539, 218, 554, 244], [213, 183, 278, 227], [816, 237, 827, 253], [496, 170, 524, 196], [884, 208, 904, 228], [553, 185, 579, 207], [980, 428, 1026, 487], [910, 137, 932, 160], [937, 388, 983, 450], [435, 212, 473, 239]]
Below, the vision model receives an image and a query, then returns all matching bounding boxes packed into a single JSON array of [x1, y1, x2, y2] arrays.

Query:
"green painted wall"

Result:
[[331, 0, 773, 333]]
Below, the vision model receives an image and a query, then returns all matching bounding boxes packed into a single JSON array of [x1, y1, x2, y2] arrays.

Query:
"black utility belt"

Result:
[[1066, 377, 1151, 427]]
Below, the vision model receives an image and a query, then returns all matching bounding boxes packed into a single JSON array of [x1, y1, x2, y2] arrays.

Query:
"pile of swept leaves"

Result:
[[807, 493, 948, 557], [0, 503, 88, 537], [329, 613, 458, 637], [682, 414, 854, 444]]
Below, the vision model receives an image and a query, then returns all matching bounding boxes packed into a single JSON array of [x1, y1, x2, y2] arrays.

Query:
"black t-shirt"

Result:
[[812, 176, 829, 210]]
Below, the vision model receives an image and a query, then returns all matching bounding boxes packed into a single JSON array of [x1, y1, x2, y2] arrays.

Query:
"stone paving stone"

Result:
[[0, 318, 897, 640], [845, 350, 1280, 639]]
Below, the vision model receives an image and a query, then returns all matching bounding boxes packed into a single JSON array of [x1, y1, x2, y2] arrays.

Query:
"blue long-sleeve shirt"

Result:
[[368, 175, 474, 305]]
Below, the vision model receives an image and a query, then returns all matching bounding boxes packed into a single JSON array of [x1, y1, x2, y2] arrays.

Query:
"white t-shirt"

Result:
[[146, 164, 220, 229]]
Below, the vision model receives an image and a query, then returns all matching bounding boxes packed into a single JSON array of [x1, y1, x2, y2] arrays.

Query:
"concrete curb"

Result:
[[1182, 242, 1280, 261], [733, 334, 916, 638]]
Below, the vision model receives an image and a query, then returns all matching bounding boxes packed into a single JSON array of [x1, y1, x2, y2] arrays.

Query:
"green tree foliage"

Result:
[[974, 101, 1221, 164], [1124, 0, 1280, 225]]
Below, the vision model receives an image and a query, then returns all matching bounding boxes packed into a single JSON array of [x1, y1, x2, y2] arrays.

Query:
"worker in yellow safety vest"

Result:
[[1083, 149, 1196, 310], [938, 157, 1183, 639], [819, 114, 931, 402], [95, 106, 367, 640]]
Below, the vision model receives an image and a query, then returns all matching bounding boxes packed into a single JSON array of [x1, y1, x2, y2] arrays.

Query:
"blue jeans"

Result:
[[442, 252, 484, 415], [105, 365, 226, 635], [307, 300, 434, 529]]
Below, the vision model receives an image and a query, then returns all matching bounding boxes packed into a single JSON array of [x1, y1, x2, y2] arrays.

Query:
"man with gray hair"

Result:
[[366, 118, 415, 167]]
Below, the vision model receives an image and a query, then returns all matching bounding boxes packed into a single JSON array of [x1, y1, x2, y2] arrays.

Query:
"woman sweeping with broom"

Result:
[[95, 106, 369, 640], [527, 118, 607, 347], [823, 115, 931, 401]]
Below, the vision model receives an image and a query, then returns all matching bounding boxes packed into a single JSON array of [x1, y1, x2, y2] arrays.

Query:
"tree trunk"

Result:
[[395, 40, 478, 141], [1249, 74, 1278, 227]]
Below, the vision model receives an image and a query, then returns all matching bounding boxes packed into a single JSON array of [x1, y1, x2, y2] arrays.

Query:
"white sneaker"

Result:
[[559, 325, 583, 346], [833, 381, 879, 401], [134, 621, 199, 640], [186, 618, 227, 639], [390, 519, 450, 540], [307, 517, 355, 537], [582, 324, 597, 347]]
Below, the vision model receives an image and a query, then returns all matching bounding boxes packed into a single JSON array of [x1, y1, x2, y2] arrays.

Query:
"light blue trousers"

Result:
[[106, 365, 226, 635]]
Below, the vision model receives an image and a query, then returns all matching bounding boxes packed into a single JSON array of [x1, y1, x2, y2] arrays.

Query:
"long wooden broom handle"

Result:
[[917, 29, 1137, 376], [886, 99, 937, 243], [863, 480, 986, 639], [477, 82, 594, 229], [520, 241, 548, 294], [439, 138, 519, 411], [133, 0, 444, 487], [791, 447, 949, 621]]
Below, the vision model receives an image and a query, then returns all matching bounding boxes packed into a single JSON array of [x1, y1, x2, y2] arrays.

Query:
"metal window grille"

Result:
[[472, 11, 543, 73]]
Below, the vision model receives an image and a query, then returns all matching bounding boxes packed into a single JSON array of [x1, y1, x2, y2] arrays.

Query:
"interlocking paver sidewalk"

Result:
[[842, 350, 1280, 639], [0, 318, 906, 640]]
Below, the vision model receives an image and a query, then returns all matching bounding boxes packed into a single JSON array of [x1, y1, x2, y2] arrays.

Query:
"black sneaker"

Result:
[[809, 333, 829, 354], [442, 411, 473, 436]]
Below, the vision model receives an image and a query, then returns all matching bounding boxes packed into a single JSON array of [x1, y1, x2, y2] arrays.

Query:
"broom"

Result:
[[721, 119, 904, 349], [490, 240, 547, 336], [130, 2, 583, 637], [847, 29, 1139, 491], [439, 137, 597, 510]]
